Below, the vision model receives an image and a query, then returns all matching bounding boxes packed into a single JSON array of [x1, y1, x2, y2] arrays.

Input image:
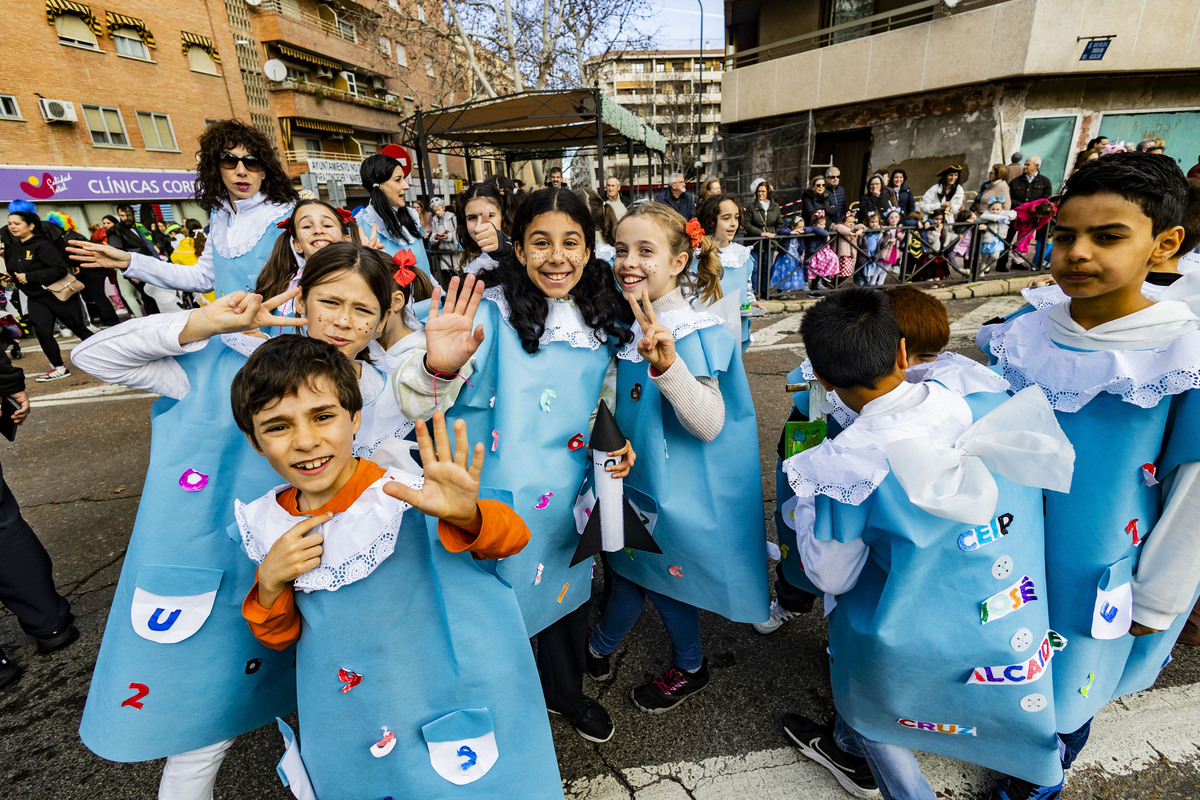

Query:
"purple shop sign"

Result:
[[1, 165, 197, 203]]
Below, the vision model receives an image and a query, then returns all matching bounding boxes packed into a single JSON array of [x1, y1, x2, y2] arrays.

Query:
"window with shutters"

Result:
[[136, 111, 177, 150], [113, 26, 149, 59], [55, 14, 99, 48], [395, 44, 407, 67], [82, 104, 130, 147], [187, 45, 219, 75]]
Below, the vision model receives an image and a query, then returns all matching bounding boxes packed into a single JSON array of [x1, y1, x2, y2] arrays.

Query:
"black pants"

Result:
[[0, 462, 72, 658], [26, 293, 92, 368], [536, 600, 590, 713], [77, 268, 119, 326], [774, 562, 818, 613]]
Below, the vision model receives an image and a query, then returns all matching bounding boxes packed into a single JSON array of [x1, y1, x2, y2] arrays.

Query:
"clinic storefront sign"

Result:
[[1, 165, 197, 203]]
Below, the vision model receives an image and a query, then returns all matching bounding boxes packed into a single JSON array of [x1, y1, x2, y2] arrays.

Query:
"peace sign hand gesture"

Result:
[[178, 287, 307, 345], [424, 274, 486, 374], [628, 289, 676, 372], [365, 224, 385, 251]]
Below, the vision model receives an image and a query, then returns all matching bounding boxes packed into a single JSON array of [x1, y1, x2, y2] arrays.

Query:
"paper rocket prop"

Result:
[[570, 402, 661, 566]]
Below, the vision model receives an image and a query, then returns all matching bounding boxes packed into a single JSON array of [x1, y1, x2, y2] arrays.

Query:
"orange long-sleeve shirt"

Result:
[[242, 458, 530, 650]]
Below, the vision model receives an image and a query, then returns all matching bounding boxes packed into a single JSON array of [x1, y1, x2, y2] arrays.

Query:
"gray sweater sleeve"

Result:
[[1131, 462, 1200, 629], [650, 356, 725, 442]]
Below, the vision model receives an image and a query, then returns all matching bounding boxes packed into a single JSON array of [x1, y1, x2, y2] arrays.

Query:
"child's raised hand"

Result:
[[629, 289, 676, 372], [67, 240, 132, 270], [606, 438, 636, 479], [257, 512, 330, 608], [365, 224, 385, 251], [383, 412, 483, 531], [424, 275, 486, 374], [178, 287, 307, 345], [474, 221, 501, 254]]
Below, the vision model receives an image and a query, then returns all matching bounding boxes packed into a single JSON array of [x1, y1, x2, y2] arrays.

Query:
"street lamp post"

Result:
[[695, 0, 703, 205]]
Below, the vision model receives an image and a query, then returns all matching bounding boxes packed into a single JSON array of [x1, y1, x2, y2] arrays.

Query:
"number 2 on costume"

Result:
[[121, 682, 149, 709]]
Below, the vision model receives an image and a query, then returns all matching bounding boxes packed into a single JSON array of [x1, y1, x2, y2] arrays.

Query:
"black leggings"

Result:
[[26, 294, 92, 368]]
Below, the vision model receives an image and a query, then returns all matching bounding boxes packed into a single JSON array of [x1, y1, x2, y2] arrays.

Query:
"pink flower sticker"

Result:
[[179, 469, 209, 492]]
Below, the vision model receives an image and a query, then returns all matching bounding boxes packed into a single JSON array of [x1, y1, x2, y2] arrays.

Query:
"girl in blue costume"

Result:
[[393, 188, 635, 743], [457, 181, 515, 275], [587, 202, 768, 712], [697, 194, 756, 350], [66, 120, 298, 799], [233, 336, 562, 800], [783, 288, 1076, 798], [980, 153, 1200, 800], [355, 147, 432, 276]]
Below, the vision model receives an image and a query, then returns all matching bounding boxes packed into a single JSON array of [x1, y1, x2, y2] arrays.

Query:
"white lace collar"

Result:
[[783, 382, 973, 506], [463, 252, 497, 275], [356, 203, 419, 245], [990, 305, 1200, 411], [719, 242, 751, 269], [236, 468, 422, 592], [616, 290, 724, 361], [212, 192, 293, 260], [1021, 284, 1068, 310], [907, 351, 1010, 395], [482, 285, 605, 350]]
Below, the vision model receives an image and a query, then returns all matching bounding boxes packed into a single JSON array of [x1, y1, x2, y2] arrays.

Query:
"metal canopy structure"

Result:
[[401, 86, 667, 196]]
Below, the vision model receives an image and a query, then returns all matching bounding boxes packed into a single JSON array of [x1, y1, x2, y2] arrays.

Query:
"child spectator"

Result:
[[232, 336, 562, 798], [831, 208, 866, 286], [783, 288, 1074, 800], [802, 211, 839, 291], [876, 208, 905, 280], [948, 209, 978, 277], [977, 197, 1016, 275], [862, 211, 885, 286], [980, 153, 1200, 799]]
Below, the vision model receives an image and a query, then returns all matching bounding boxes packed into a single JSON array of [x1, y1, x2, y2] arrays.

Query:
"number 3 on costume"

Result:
[[129, 565, 223, 644]]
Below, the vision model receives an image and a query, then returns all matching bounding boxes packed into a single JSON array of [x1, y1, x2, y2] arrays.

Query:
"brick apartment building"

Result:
[[1, 0, 472, 229]]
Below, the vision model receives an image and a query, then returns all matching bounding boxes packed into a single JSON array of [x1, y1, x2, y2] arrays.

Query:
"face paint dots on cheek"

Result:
[[525, 251, 548, 268], [564, 251, 584, 267]]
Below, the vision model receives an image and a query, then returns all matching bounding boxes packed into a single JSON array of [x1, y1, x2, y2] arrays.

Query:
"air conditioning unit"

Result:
[[371, 77, 386, 90], [39, 98, 78, 123], [316, 66, 334, 79], [328, 133, 344, 141]]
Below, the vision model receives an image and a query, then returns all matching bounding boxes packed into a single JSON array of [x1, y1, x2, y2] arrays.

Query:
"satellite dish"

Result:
[[263, 59, 287, 82], [246, 0, 263, 6]]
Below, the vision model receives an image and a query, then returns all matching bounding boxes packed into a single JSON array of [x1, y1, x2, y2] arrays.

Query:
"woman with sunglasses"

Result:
[[71, 120, 299, 800], [69, 120, 298, 297]]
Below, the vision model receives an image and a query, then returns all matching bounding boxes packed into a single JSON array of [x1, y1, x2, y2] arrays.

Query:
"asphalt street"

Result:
[[1, 296, 1198, 799]]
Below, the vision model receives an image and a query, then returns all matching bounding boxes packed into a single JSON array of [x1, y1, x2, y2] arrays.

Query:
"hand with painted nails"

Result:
[[423, 274, 486, 374], [178, 287, 307, 345], [257, 511, 330, 608], [606, 438, 635, 479], [628, 288, 677, 373], [383, 412, 485, 535]]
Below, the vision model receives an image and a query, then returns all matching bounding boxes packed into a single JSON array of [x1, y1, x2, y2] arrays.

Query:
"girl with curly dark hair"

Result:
[[354, 149, 432, 277], [68, 119, 296, 298], [393, 187, 634, 744]]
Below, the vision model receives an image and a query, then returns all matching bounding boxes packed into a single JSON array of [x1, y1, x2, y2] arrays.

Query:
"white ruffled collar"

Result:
[[463, 252, 498, 275], [482, 285, 605, 350], [356, 203, 419, 245], [1047, 299, 1198, 351], [212, 192, 293, 259], [1021, 284, 1068, 310], [617, 290, 724, 361], [719, 242, 751, 269], [236, 468, 421, 592], [990, 305, 1200, 411]]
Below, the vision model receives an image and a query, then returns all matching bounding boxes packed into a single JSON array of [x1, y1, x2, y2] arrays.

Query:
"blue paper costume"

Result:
[[237, 470, 563, 799], [425, 288, 614, 635], [356, 204, 432, 276], [693, 242, 754, 351], [78, 339, 295, 761], [610, 305, 768, 623], [784, 382, 1076, 787], [983, 303, 1200, 733]]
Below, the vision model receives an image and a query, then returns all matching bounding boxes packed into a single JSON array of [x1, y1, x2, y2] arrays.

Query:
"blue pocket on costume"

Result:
[[1091, 556, 1133, 640], [130, 564, 223, 644], [422, 707, 498, 785]]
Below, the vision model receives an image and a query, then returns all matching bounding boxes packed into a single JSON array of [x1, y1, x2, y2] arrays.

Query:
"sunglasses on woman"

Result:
[[218, 151, 265, 172]]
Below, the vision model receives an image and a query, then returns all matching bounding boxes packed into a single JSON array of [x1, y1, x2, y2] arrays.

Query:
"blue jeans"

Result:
[[1058, 718, 1092, 770], [589, 570, 703, 670], [834, 715, 935, 800]]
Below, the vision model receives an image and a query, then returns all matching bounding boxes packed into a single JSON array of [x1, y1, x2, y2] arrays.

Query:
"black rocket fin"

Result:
[[621, 497, 661, 555], [569, 501, 604, 567]]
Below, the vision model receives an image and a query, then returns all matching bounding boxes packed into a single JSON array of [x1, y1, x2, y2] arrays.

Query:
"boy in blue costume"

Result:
[[233, 336, 563, 799], [782, 288, 1075, 800], [980, 154, 1200, 800]]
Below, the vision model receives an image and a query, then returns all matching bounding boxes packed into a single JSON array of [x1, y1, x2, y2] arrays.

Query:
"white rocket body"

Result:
[[592, 449, 625, 552]]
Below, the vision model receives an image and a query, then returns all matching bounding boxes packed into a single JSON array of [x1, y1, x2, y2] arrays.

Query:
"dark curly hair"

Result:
[[476, 188, 633, 355], [193, 120, 297, 212]]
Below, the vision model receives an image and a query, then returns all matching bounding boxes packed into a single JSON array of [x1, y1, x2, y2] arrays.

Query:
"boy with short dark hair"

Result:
[[783, 288, 1074, 800], [981, 152, 1200, 800], [231, 335, 563, 799]]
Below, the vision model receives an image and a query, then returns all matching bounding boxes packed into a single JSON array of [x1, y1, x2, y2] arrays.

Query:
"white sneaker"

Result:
[[35, 366, 70, 382], [753, 600, 804, 635]]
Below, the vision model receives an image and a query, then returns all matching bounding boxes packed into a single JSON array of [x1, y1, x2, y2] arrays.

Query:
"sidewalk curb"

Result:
[[758, 277, 1031, 315]]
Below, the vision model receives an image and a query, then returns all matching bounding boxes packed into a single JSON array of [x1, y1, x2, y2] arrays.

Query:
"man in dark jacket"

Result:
[[1001, 155, 1054, 270], [825, 167, 847, 221], [655, 173, 695, 220], [0, 348, 79, 688]]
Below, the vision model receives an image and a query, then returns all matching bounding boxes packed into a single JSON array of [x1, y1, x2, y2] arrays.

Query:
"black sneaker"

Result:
[[0, 655, 20, 690], [783, 713, 881, 799], [36, 620, 79, 654], [8, 343, 19, 361], [989, 776, 1063, 800], [548, 699, 614, 743], [631, 659, 709, 713]]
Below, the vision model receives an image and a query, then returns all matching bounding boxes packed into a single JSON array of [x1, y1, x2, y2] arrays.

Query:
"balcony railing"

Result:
[[727, 0, 1009, 68], [270, 79, 402, 113], [258, 0, 358, 43]]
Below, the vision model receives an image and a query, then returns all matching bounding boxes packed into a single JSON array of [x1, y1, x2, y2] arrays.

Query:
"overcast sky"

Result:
[[653, 0, 725, 50]]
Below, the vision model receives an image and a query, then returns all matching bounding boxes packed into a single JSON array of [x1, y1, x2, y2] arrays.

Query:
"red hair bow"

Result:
[[685, 218, 705, 250], [393, 249, 417, 287], [336, 207, 354, 225], [276, 217, 293, 233]]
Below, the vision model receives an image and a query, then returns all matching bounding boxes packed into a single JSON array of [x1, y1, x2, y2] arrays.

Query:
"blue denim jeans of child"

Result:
[[834, 715, 935, 800], [589, 570, 703, 670]]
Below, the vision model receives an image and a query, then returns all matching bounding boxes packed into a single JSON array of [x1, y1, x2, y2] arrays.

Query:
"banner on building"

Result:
[[306, 159, 362, 185], [1, 165, 197, 203]]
